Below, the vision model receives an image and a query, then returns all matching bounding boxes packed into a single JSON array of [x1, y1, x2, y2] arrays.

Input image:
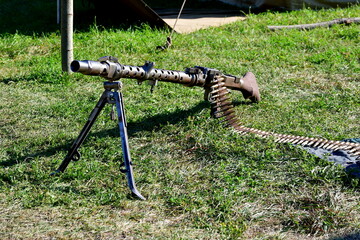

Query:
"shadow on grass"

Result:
[[0, 101, 210, 167], [329, 232, 360, 240], [1, 71, 71, 85]]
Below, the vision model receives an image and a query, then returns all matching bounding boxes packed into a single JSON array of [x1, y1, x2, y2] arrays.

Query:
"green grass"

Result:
[[1, 4, 360, 239]]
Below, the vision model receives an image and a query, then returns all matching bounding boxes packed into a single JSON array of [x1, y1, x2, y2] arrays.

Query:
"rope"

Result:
[[156, 0, 187, 50], [169, 0, 187, 39]]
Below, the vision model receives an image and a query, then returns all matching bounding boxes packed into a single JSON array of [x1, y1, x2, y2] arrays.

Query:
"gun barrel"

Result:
[[71, 60, 107, 76], [71, 60, 205, 87]]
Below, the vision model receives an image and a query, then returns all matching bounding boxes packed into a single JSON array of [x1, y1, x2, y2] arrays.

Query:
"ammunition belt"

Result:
[[209, 76, 360, 160]]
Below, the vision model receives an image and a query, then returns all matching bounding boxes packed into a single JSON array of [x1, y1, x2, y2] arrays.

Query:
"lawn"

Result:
[[0, 3, 359, 239]]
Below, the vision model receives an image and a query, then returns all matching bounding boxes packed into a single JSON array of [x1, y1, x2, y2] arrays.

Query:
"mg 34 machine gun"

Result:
[[52, 56, 360, 200], [52, 56, 260, 200]]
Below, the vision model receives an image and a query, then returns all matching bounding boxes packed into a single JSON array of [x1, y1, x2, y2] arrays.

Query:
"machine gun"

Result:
[[52, 56, 261, 200]]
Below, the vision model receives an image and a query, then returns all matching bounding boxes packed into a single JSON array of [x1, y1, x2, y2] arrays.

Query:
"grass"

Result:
[[1, 3, 360, 239]]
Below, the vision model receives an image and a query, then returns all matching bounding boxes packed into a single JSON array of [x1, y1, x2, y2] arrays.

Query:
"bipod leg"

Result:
[[51, 91, 108, 175], [113, 91, 146, 200]]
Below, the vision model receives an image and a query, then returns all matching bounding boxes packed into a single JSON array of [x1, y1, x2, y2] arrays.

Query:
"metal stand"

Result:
[[51, 81, 145, 200]]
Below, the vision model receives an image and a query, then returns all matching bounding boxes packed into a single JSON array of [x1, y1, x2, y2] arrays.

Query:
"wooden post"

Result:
[[61, 0, 73, 73]]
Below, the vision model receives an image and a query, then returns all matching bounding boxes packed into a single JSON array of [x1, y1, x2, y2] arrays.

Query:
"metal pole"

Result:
[[57, 0, 60, 24], [61, 0, 73, 73]]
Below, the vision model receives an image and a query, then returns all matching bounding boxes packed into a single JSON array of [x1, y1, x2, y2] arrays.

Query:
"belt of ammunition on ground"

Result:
[[209, 76, 360, 160]]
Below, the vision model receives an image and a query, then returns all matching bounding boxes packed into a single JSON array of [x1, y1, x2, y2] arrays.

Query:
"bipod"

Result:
[[51, 81, 146, 200]]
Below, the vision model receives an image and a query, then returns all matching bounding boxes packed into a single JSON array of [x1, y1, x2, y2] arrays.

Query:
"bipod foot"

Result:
[[130, 188, 146, 200], [120, 162, 146, 200], [49, 169, 61, 176]]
